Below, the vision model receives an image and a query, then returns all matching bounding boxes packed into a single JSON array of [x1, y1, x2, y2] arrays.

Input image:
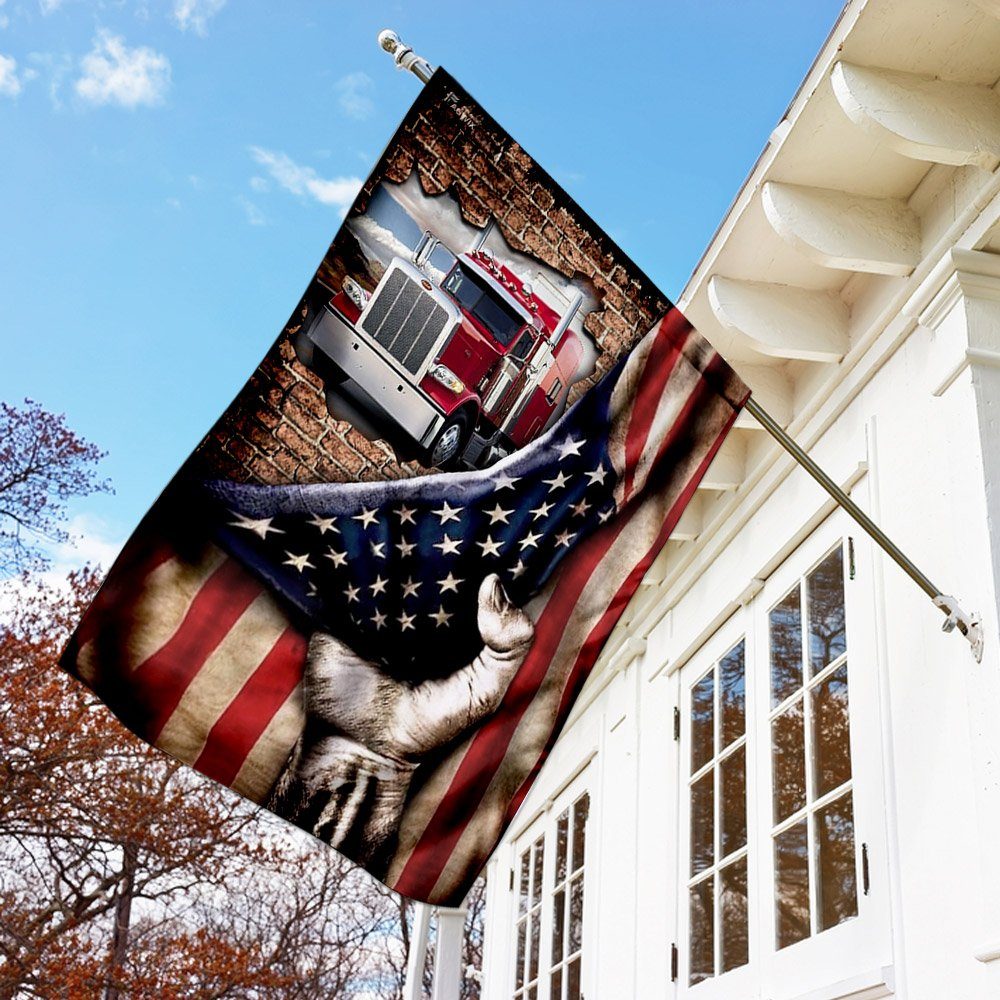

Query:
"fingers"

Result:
[[268, 733, 415, 873], [476, 573, 535, 655], [394, 578, 535, 756]]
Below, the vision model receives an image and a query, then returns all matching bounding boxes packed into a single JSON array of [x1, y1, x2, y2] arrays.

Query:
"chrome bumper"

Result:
[[305, 305, 444, 447]]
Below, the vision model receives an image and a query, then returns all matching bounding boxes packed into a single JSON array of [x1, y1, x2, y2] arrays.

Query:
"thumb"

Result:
[[476, 573, 536, 655], [394, 574, 535, 756]]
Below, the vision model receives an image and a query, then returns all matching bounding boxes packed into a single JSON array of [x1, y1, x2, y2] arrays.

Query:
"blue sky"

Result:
[[0, 0, 845, 568]]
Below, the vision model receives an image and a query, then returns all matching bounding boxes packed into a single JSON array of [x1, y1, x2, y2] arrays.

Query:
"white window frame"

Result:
[[676, 608, 757, 999], [508, 766, 593, 1000], [675, 514, 892, 998]]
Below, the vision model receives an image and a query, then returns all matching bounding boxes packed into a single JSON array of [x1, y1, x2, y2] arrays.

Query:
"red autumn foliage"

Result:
[[0, 399, 484, 998]]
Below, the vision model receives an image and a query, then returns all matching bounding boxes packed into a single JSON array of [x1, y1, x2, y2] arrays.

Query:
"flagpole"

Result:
[[375, 28, 984, 663], [744, 397, 982, 660]]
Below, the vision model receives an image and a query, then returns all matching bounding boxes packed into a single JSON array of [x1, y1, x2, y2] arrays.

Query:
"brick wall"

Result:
[[193, 71, 670, 487]]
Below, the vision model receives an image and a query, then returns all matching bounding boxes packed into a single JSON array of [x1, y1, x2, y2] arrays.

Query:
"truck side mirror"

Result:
[[413, 230, 438, 269]]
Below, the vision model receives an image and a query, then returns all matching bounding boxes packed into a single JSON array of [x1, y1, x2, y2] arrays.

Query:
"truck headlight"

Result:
[[428, 363, 465, 394], [342, 277, 371, 311]]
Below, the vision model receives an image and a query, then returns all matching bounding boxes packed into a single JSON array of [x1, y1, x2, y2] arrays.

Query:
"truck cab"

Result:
[[294, 231, 586, 469]]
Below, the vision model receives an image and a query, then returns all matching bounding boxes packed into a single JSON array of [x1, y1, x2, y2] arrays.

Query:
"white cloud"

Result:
[[248, 174, 268, 193], [249, 146, 362, 216], [172, 0, 226, 36], [75, 31, 170, 109], [0, 53, 21, 96], [335, 70, 374, 120], [38, 0, 63, 13], [0, 513, 125, 621], [236, 194, 266, 226]]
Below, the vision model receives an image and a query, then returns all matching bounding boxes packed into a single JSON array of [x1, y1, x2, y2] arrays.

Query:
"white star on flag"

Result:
[[283, 552, 314, 573], [307, 515, 338, 535], [433, 502, 462, 524], [353, 507, 379, 528], [324, 548, 347, 568], [396, 505, 416, 525], [555, 529, 577, 548], [570, 498, 591, 518], [486, 503, 513, 525], [398, 612, 416, 632], [371, 610, 387, 630], [585, 464, 608, 486], [433, 535, 462, 556], [370, 541, 386, 559], [519, 530, 542, 551], [396, 537, 417, 557], [530, 501, 554, 521], [370, 575, 388, 596], [429, 606, 453, 628], [402, 577, 421, 599], [543, 471, 571, 492], [476, 535, 503, 557], [438, 572, 463, 594], [230, 512, 283, 539], [556, 436, 584, 460], [344, 583, 360, 603], [494, 472, 520, 491]]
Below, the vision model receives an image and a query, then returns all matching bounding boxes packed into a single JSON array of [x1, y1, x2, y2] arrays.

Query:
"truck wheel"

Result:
[[425, 411, 471, 469]]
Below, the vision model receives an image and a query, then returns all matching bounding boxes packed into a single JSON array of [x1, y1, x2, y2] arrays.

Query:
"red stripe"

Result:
[[504, 398, 741, 827], [394, 363, 743, 901], [192, 626, 307, 787], [393, 497, 633, 898], [68, 537, 175, 660], [621, 310, 690, 504], [131, 558, 262, 742]]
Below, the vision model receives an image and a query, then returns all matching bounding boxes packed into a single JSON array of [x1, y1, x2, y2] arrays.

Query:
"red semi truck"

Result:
[[293, 230, 587, 469]]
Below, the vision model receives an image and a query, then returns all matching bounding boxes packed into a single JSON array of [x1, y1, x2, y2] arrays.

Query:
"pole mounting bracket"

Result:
[[934, 594, 984, 663]]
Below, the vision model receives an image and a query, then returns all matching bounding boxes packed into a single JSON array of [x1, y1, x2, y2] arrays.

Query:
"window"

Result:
[[511, 778, 591, 1000], [514, 834, 545, 1000], [687, 640, 749, 985], [675, 527, 890, 996], [511, 330, 536, 362], [443, 263, 526, 346], [769, 546, 857, 951], [549, 794, 589, 1000]]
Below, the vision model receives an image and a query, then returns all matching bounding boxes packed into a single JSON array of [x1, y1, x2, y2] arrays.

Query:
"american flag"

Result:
[[63, 309, 747, 904]]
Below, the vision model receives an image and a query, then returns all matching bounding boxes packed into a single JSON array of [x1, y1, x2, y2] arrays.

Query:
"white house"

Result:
[[477, 0, 1000, 997]]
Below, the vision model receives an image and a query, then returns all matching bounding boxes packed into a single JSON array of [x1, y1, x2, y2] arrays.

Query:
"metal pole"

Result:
[[745, 396, 983, 660], [372, 28, 985, 665]]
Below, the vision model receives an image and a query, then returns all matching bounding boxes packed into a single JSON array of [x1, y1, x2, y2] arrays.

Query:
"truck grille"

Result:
[[360, 268, 449, 376]]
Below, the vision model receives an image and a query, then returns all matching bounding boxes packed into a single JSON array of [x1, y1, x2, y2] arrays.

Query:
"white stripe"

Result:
[[398, 392, 738, 903], [154, 590, 291, 766], [231, 686, 304, 803], [617, 332, 704, 505]]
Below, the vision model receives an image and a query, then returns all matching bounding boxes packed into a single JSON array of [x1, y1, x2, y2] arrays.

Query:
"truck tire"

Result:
[[424, 410, 471, 470]]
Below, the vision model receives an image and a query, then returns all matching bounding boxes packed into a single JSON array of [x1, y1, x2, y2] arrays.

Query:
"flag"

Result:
[[62, 69, 748, 905]]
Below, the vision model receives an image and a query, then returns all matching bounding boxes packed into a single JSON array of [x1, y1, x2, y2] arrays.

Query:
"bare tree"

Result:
[[0, 400, 111, 575]]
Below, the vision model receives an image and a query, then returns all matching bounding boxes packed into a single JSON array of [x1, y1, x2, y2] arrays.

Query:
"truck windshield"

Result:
[[442, 264, 524, 346]]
